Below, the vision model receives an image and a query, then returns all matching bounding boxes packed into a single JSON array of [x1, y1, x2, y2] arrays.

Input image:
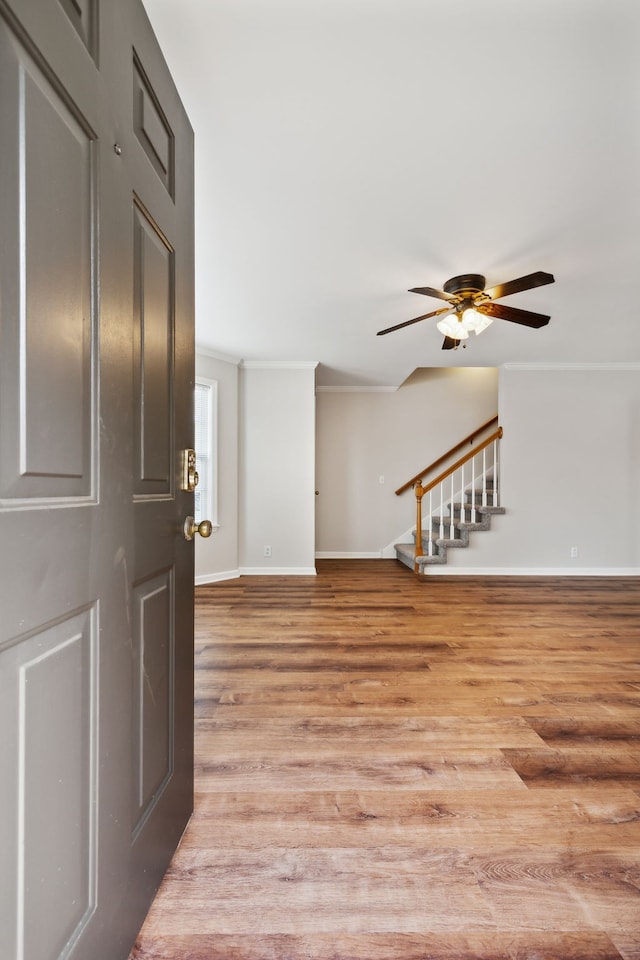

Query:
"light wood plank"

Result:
[[131, 561, 640, 960], [132, 931, 626, 960]]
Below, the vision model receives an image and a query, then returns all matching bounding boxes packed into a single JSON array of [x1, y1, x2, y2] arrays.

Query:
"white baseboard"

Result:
[[195, 569, 241, 585], [313, 556, 640, 576], [420, 566, 640, 576], [196, 562, 640, 581], [239, 566, 317, 576]]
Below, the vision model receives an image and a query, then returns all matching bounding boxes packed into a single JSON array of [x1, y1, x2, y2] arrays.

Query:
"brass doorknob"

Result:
[[183, 516, 213, 541]]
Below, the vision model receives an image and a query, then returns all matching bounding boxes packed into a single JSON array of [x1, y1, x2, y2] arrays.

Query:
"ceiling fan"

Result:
[[377, 271, 555, 350]]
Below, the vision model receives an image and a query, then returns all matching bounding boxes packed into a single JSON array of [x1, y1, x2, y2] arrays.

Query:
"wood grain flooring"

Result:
[[130, 560, 640, 959]]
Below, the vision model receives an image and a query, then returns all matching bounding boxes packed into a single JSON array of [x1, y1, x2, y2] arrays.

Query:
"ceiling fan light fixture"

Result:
[[377, 270, 554, 341], [460, 307, 480, 330], [437, 314, 469, 340], [464, 309, 494, 335]]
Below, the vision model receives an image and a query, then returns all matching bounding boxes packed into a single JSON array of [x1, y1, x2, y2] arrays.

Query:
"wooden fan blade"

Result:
[[376, 306, 452, 336], [441, 336, 457, 350], [477, 301, 550, 328], [483, 271, 554, 301], [408, 286, 456, 302]]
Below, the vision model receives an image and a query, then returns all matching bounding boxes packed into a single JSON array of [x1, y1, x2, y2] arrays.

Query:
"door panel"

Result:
[[132, 54, 174, 199], [57, 0, 97, 60], [132, 570, 174, 835], [21, 70, 92, 482], [0, 607, 98, 960], [133, 201, 174, 493], [0, 1, 194, 957], [20, 609, 98, 960], [0, 24, 95, 502]]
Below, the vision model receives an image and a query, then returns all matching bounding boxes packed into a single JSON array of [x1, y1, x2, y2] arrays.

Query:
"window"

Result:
[[194, 378, 217, 524]]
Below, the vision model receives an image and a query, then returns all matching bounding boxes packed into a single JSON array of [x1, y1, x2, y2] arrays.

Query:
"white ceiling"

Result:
[[142, 0, 640, 387]]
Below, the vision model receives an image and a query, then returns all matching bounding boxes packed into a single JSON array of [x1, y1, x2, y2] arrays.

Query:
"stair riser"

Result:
[[397, 506, 505, 574]]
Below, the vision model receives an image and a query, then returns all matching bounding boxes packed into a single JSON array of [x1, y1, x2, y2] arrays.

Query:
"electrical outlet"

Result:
[[379, 475, 385, 485], [570, 546, 578, 559], [264, 545, 272, 558]]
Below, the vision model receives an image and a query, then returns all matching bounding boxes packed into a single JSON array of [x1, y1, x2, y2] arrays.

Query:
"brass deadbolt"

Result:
[[181, 449, 200, 492]]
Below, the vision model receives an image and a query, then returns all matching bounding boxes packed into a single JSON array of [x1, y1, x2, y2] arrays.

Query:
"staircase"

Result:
[[395, 483, 505, 573]]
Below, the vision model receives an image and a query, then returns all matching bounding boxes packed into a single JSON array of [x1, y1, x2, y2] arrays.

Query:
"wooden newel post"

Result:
[[414, 480, 425, 573]]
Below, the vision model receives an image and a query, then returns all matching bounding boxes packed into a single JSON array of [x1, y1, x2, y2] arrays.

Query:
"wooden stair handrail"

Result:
[[395, 415, 499, 496], [412, 426, 503, 571], [417, 427, 503, 497]]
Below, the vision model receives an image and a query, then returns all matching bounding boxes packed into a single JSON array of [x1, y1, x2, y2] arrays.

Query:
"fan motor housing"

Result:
[[443, 274, 486, 297]]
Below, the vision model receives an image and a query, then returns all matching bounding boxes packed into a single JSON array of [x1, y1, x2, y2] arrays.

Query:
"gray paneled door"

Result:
[[0, 2, 195, 958]]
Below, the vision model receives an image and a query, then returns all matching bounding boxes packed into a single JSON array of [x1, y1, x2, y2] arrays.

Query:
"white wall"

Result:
[[195, 359, 640, 581], [425, 363, 640, 574], [239, 362, 317, 574], [315, 368, 499, 556], [194, 351, 240, 583]]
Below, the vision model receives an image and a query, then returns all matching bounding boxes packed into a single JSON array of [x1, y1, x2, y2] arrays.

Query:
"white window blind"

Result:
[[194, 379, 217, 524]]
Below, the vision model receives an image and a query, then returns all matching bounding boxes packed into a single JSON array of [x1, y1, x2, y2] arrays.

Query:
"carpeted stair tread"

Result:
[[395, 489, 505, 574], [394, 543, 446, 568]]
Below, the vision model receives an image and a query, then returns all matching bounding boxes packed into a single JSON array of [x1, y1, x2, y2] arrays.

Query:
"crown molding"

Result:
[[196, 345, 241, 365], [240, 361, 319, 370], [316, 385, 398, 393]]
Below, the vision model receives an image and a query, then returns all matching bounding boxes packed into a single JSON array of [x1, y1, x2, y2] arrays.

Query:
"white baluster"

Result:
[[471, 453, 476, 523], [450, 474, 455, 539], [460, 463, 466, 524], [494, 438, 500, 507], [439, 481, 444, 542], [482, 448, 487, 506], [428, 490, 433, 556]]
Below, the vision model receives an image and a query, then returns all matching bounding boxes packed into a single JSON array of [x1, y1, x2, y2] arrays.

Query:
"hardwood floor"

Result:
[[131, 560, 640, 960]]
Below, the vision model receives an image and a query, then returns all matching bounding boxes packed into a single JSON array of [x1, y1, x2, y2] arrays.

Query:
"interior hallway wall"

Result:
[[195, 358, 639, 580], [315, 368, 499, 556], [239, 362, 317, 574], [442, 363, 640, 574]]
